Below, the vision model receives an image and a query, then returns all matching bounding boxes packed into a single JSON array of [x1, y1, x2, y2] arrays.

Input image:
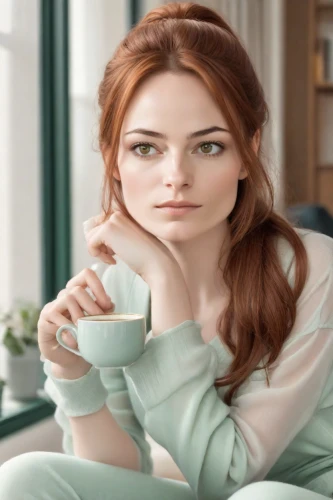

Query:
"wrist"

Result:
[[45, 360, 108, 417], [148, 263, 194, 337], [145, 258, 181, 287], [51, 361, 92, 380]]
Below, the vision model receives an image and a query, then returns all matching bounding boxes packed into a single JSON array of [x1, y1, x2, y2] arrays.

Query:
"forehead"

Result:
[[121, 72, 227, 131]]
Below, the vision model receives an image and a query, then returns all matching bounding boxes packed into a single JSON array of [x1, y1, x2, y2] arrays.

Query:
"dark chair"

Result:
[[285, 203, 333, 238]]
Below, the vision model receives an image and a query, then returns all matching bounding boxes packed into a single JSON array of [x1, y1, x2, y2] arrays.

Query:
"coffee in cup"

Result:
[[55, 313, 146, 368]]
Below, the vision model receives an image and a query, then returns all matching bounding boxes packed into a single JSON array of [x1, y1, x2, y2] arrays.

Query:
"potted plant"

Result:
[[0, 300, 42, 400]]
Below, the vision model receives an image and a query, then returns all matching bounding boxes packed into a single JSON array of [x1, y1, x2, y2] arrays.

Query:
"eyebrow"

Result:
[[124, 126, 230, 140]]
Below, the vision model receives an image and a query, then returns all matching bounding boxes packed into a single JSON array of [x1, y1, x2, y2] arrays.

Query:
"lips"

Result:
[[157, 206, 200, 215], [159, 205, 198, 208], [157, 201, 201, 208]]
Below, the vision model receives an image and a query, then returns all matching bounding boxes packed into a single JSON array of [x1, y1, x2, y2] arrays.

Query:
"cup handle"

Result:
[[56, 324, 82, 357]]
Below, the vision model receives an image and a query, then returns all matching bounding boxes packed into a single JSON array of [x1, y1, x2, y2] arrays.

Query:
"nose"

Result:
[[162, 156, 193, 189]]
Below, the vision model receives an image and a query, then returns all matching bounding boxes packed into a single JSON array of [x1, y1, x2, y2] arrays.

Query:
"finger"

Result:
[[86, 223, 114, 260], [39, 311, 77, 350], [83, 214, 106, 236], [67, 287, 107, 318], [46, 308, 76, 328], [66, 269, 114, 310], [83, 223, 100, 244], [93, 252, 116, 265], [38, 317, 59, 335], [84, 218, 117, 265], [38, 317, 76, 347], [63, 309, 71, 320], [99, 243, 115, 258], [65, 293, 85, 324], [42, 291, 103, 321]]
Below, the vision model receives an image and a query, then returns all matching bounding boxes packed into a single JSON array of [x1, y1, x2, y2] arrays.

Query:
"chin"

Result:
[[133, 213, 200, 241], [153, 225, 200, 243]]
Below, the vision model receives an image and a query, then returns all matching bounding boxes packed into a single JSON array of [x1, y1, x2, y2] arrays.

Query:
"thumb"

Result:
[[62, 330, 78, 350]]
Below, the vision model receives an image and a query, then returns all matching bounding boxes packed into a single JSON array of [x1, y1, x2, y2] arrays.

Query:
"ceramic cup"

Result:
[[55, 313, 146, 368]]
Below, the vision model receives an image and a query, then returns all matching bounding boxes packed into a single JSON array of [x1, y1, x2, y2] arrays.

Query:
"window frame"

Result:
[[0, 0, 140, 439]]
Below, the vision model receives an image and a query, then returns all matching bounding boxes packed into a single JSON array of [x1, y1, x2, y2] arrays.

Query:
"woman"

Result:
[[0, 3, 332, 499]]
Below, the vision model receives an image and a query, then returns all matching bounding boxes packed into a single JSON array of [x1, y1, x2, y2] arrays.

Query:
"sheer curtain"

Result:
[[0, 0, 41, 310], [70, 0, 128, 276]]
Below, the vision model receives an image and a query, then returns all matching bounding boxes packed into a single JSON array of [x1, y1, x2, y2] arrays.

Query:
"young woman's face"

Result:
[[116, 71, 248, 242]]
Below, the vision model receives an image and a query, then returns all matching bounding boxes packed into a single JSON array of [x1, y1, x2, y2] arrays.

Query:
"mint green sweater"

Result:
[[43, 228, 333, 499]]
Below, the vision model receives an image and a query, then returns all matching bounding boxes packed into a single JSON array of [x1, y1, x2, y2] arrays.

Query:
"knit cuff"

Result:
[[43, 359, 108, 417]]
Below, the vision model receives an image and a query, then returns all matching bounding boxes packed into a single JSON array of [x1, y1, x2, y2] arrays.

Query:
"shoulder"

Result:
[[275, 227, 333, 287], [276, 226, 333, 257], [277, 228, 333, 343], [297, 227, 333, 262]]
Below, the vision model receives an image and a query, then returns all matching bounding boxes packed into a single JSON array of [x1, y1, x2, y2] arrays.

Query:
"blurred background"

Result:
[[0, 0, 332, 475]]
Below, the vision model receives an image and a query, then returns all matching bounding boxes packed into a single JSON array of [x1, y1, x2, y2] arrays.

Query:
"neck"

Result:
[[158, 222, 231, 317]]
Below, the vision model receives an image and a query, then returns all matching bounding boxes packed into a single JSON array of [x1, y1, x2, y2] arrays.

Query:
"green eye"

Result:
[[138, 144, 151, 155], [131, 143, 157, 157], [130, 141, 225, 160], [201, 143, 213, 153], [197, 142, 225, 157]]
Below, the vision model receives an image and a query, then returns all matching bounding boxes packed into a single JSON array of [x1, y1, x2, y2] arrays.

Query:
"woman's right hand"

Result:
[[37, 268, 115, 374]]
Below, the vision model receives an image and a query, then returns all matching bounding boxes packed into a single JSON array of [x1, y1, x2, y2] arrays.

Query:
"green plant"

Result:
[[0, 300, 41, 356]]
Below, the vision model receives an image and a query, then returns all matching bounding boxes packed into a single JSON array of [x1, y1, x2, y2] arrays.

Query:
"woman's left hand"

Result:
[[83, 210, 177, 284]]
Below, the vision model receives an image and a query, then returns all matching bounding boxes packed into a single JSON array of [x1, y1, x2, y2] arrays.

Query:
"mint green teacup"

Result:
[[56, 313, 146, 368]]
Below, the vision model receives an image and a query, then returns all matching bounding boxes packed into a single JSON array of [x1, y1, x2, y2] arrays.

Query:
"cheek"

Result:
[[121, 176, 138, 203], [207, 167, 240, 207], [119, 170, 149, 212]]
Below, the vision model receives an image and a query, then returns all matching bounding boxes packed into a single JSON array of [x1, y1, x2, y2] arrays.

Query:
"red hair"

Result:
[[97, 2, 308, 405]]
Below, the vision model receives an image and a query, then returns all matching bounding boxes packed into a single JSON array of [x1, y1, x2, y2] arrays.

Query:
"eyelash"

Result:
[[129, 141, 225, 160]]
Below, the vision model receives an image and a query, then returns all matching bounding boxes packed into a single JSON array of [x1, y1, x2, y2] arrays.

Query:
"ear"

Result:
[[238, 166, 248, 181], [113, 166, 121, 182], [238, 129, 261, 181]]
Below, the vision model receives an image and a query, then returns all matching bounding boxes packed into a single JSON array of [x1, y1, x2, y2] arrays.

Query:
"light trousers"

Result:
[[0, 451, 330, 500]]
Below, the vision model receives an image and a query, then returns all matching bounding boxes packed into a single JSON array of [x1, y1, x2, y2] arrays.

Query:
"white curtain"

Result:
[[70, 0, 128, 275], [0, 0, 41, 310]]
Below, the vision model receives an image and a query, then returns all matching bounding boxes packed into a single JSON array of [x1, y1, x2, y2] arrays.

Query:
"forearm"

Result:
[[148, 261, 194, 336], [51, 363, 140, 471], [69, 404, 140, 470]]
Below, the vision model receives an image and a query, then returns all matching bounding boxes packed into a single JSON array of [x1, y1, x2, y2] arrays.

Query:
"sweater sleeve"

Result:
[[123, 231, 333, 500], [42, 260, 153, 475]]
